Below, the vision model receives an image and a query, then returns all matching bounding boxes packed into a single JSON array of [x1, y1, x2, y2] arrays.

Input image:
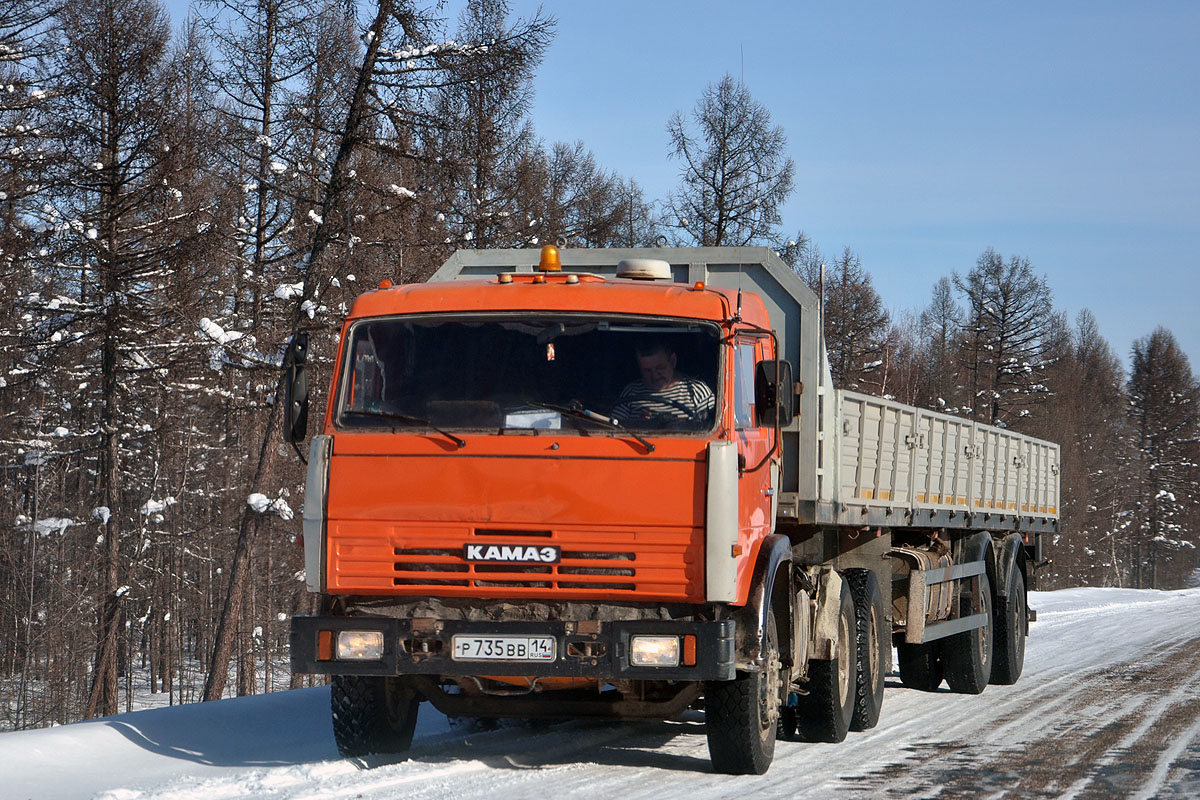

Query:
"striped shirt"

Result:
[[612, 377, 715, 428]]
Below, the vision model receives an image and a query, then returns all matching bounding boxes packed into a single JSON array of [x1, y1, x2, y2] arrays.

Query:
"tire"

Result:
[[896, 641, 943, 691], [844, 569, 887, 731], [706, 610, 783, 775], [796, 578, 856, 743], [331, 675, 420, 758], [990, 564, 1026, 685], [942, 572, 994, 694], [778, 705, 798, 741]]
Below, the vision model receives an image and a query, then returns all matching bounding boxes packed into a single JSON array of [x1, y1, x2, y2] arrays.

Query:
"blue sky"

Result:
[[166, 1, 1200, 366]]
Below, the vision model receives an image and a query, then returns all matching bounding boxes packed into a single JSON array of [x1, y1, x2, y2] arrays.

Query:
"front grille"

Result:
[[394, 545, 639, 591], [329, 522, 701, 600]]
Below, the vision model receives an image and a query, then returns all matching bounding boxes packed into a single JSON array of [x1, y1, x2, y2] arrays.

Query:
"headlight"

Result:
[[630, 635, 680, 667], [337, 630, 384, 660]]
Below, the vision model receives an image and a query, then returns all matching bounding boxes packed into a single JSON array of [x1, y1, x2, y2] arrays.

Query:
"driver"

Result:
[[612, 341, 714, 427]]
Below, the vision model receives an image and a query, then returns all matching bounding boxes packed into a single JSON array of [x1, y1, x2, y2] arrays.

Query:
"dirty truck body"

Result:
[[288, 247, 1060, 774]]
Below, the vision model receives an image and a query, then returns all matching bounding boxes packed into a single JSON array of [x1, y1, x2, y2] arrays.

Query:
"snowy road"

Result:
[[4, 587, 1200, 800]]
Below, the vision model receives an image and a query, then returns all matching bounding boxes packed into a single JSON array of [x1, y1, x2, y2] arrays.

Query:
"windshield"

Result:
[[336, 315, 721, 435]]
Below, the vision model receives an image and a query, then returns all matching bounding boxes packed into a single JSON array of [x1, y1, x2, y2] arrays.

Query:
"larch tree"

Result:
[[1127, 328, 1200, 589], [524, 140, 636, 248], [418, 0, 554, 249], [666, 74, 794, 247], [916, 276, 964, 412], [794, 247, 890, 391], [32, 0, 197, 719], [955, 248, 1054, 427]]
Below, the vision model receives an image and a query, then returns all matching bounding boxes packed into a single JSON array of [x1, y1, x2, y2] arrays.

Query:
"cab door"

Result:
[[733, 338, 774, 548]]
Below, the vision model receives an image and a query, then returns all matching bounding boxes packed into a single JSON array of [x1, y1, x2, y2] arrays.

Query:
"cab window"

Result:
[[734, 342, 756, 430]]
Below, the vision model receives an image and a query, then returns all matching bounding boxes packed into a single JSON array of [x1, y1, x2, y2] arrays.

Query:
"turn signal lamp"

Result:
[[630, 635, 680, 667], [682, 634, 697, 666], [379, 279, 393, 289], [538, 244, 562, 271]]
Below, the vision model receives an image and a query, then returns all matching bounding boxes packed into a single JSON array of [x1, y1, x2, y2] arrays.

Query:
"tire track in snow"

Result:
[[843, 633, 1200, 799]]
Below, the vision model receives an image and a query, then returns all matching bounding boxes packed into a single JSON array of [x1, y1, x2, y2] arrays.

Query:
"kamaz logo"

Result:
[[464, 544, 561, 563]]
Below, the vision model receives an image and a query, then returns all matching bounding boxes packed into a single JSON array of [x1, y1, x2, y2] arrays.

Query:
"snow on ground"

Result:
[[3, 586, 1200, 800]]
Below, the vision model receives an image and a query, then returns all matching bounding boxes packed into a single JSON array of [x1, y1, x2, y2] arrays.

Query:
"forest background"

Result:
[[2, 0, 1197, 731]]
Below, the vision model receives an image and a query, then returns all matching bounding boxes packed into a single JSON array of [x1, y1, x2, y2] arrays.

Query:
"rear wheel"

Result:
[[896, 641, 943, 691], [331, 675, 420, 758], [942, 573, 994, 694], [706, 610, 783, 775], [796, 579, 856, 743], [991, 564, 1027, 685], [845, 569, 887, 731]]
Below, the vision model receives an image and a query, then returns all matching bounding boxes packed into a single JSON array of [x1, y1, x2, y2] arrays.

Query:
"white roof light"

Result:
[[616, 259, 672, 280]]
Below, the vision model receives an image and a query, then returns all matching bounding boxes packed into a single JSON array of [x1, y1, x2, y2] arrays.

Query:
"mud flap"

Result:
[[811, 569, 845, 660]]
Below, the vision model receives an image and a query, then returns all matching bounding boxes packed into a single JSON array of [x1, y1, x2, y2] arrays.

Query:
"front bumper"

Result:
[[290, 615, 736, 682]]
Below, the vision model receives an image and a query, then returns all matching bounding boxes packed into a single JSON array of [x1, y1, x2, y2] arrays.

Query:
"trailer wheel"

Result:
[[705, 610, 783, 775], [778, 706, 798, 741], [990, 565, 1026, 685], [844, 569, 887, 731], [796, 579, 856, 743], [942, 573, 994, 694], [331, 675, 420, 758], [896, 642, 943, 691]]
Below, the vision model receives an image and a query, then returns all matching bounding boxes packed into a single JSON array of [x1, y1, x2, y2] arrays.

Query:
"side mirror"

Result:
[[283, 332, 310, 444], [755, 359, 795, 429]]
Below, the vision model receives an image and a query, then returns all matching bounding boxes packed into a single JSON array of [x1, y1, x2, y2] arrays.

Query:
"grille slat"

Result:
[[392, 544, 643, 591]]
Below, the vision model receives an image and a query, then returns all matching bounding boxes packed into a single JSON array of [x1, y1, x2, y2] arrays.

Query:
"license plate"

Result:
[[450, 635, 556, 662]]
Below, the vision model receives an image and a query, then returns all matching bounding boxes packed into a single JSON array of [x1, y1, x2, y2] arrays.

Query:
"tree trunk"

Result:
[[202, 0, 396, 702], [85, 288, 123, 719]]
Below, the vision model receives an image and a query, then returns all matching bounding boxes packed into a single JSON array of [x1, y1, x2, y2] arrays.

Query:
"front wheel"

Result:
[[705, 610, 783, 775], [331, 675, 420, 758]]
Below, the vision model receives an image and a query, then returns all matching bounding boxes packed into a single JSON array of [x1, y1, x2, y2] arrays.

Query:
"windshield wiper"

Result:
[[529, 401, 655, 453], [342, 409, 466, 449]]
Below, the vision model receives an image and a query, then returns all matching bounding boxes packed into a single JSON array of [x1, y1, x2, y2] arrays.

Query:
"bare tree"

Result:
[[29, 0, 195, 719], [1127, 328, 1200, 589], [800, 247, 890, 390], [955, 248, 1054, 426], [776, 230, 822, 277], [523, 141, 645, 247], [666, 74, 795, 247], [916, 277, 964, 411], [418, 0, 554, 249], [202, 0, 405, 702]]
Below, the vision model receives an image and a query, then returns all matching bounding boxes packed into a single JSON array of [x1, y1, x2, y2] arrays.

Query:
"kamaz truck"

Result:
[[285, 246, 1059, 774]]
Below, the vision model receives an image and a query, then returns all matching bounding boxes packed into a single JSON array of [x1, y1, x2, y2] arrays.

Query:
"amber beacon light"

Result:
[[538, 245, 562, 271]]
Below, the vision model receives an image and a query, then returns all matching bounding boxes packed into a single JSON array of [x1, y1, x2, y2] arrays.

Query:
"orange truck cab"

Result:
[[287, 246, 1059, 775]]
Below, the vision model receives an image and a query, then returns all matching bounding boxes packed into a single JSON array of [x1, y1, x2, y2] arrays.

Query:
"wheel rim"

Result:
[[836, 608, 852, 699], [977, 589, 990, 662], [867, 605, 879, 681], [760, 621, 782, 732]]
